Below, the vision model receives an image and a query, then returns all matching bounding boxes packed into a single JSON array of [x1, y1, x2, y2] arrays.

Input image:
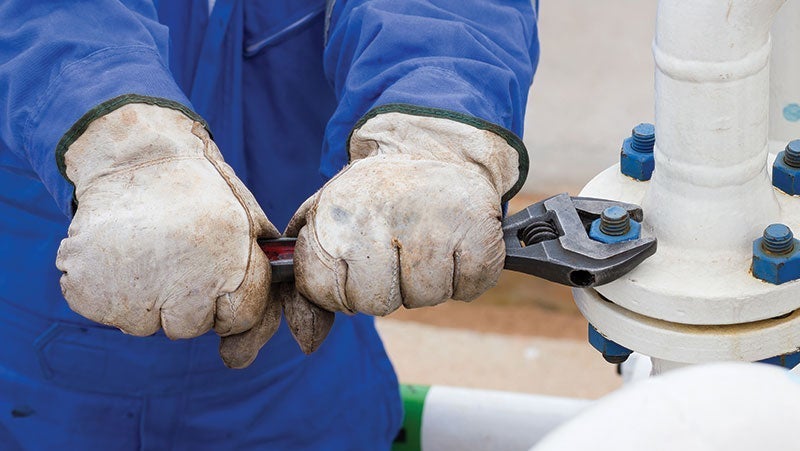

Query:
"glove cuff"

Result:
[[62, 102, 212, 196], [56, 95, 208, 212], [347, 104, 528, 202]]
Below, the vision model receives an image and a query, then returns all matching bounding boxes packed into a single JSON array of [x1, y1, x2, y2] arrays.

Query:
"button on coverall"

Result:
[[0, 0, 539, 448]]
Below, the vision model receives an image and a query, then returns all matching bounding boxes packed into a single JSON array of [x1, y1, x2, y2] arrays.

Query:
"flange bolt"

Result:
[[620, 122, 655, 180], [752, 223, 800, 285], [599, 206, 631, 236], [630, 123, 655, 153], [589, 206, 641, 244], [762, 224, 795, 255]]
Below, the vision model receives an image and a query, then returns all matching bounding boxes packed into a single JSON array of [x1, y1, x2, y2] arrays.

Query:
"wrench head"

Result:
[[502, 193, 657, 287]]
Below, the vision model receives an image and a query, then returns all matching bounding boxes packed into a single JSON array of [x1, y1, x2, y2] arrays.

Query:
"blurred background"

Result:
[[379, 0, 657, 399]]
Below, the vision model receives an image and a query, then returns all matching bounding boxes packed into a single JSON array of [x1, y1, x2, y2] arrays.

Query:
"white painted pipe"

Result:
[[418, 386, 589, 451], [532, 363, 800, 451], [645, 0, 783, 255], [770, 1, 800, 154]]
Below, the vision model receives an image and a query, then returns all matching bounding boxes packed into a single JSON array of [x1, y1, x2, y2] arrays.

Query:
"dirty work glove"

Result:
[[56, 103, 280, 368], [290, 110, 524, 316]]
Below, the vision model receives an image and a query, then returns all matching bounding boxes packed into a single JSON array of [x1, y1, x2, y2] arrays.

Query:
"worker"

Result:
[[0, 1, 538, 449]]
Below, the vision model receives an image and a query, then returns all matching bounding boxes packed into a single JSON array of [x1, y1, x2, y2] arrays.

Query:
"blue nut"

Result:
[[752, 224, 800, 285], [588, 325, 632, 364], [589, 206, 642, 244], [773, 142, 800, 195], [620, 123, 655, 181]]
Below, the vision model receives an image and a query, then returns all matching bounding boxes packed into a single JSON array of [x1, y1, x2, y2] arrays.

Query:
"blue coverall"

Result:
[[0, 0, 538, 448]]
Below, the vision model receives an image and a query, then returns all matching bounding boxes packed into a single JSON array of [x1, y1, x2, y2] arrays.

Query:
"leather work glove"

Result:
[[56, 103, 280, 368], [289, 110, 524, 316]]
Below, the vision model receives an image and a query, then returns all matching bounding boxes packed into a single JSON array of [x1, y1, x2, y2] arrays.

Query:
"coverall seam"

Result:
[[323, 0, 337, 46], [243, 5, 326, 57]]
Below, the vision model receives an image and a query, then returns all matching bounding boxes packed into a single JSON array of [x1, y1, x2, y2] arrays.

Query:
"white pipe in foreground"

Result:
[[532, 363, 800, 451], [419, 386, 589, 451]]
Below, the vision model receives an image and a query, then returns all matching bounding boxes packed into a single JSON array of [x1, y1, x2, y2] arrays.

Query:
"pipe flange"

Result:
[[573, 287, 800, 363], [580, 162, 800, 325]]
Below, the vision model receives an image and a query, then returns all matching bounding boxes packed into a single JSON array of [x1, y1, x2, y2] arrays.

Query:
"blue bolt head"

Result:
[[773, 151, 800, 195], [752, 227, 800, 285], [589, 216, 641, 244], [588, 325, 632, 363], [620, 137, 655, 181]]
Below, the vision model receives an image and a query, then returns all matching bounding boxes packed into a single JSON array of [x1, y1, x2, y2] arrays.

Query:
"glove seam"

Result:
[[347, 103, 529, 203], [80, 155, 205, 184], [55, 94, 209, 213], [191, 123, 255, 334]]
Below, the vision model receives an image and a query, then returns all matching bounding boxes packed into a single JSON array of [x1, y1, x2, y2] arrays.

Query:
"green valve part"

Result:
[[392, 384, 430, 451]]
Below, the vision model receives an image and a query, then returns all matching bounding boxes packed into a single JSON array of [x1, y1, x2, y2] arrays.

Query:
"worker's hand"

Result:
[[56, 103, 280, 368], [289, 111, 522, 316]]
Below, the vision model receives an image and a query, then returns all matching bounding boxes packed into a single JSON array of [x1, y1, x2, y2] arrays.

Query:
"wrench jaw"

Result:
[[502, 193, 657, 287]]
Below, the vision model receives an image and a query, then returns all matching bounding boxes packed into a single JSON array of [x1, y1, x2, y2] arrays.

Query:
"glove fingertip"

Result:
[[283, 286, 335, 354], [219, 336, 258, 369], [218, 298, 282, 369]]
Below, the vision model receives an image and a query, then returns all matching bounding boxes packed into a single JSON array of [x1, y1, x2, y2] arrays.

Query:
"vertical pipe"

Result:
[[643, 0, 784, 255]]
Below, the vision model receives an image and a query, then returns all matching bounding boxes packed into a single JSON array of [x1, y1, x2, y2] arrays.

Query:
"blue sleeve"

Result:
[[0, 1, 194, 217], [320, 0, 539, 195]]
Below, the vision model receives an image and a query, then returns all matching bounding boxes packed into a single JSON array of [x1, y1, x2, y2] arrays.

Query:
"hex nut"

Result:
[[589, 217, 641, 244], [620, 137, 655, 181], [773, 151, 800, 195], [752, 237, 800, 285]]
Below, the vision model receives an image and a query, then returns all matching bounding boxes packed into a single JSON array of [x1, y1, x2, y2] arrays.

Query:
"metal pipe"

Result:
[[644, 0, 784, 254]]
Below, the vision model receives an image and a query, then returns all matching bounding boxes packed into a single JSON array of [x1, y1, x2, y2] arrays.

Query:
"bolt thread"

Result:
[[762, 224, 795, 255], [630, 123, 655, 153], [784, 140, 800, 168], [599, 206, 631, 236]]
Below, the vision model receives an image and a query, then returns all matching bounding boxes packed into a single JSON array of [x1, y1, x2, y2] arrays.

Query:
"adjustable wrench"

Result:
[[259, 193, 657, 287]]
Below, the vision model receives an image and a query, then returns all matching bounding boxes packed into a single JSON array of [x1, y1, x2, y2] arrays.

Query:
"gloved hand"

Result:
[[56, 103, 280, 368], [289, 111, 523, 316]]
